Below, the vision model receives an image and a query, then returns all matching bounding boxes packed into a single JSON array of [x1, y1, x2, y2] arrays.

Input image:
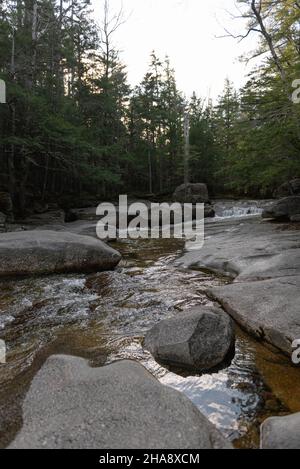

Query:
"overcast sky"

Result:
[[92, 0, 260, 100]]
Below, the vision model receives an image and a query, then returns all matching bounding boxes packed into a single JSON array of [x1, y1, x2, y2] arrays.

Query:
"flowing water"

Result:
[[213, 199, 274, 220], [1, 204, 300, 448]]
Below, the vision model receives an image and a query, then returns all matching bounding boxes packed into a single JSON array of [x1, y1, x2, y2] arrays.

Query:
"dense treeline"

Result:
[[0, 0, 299, 216]]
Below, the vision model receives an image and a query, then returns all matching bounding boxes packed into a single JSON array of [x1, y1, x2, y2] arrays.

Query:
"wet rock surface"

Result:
[[0, 230, 121, 277], [9, 355, 232, 449], [208, 276, 300, 354], [261, 412, 300, 449], [177, 217, 300, 354], [1, 205, 300, 449], [144, 307, 235, 372]]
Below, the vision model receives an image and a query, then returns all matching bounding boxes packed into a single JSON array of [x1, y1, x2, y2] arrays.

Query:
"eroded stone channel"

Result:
[[0, 234, 300, 448]]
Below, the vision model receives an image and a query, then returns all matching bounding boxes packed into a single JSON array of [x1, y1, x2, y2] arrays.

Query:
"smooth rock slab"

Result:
[[144, 307, 235, 372], [208, 276, 300, 355], [0, 230, 121, 277], [261, 412, 300, 449], [262, 196, 300, 221], [177, 218, 300, 354], [178, 218, 300, 281], [9, 356, 232, 449]]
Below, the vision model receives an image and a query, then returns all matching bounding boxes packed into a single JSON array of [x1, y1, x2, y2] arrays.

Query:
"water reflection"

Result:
[[161, 335, 263, 441]]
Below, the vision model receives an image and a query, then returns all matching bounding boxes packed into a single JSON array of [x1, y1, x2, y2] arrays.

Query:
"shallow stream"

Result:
[[1, 203, 300, 448]]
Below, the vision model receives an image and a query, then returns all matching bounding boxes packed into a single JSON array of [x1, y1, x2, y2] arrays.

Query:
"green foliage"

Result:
[[0, 0, 299, 213]]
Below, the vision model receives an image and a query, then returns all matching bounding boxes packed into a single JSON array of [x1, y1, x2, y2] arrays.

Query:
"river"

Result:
[[0, 200, 299, 448]]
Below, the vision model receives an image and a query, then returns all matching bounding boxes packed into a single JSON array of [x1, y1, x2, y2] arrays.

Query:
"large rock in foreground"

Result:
[[261, 413, 300, 449], [173, 183, 209, 204], [262, 196, 300, 221], [0, 230, 121, 277], [9, 356, 231, 449], [144, 307, 235, 372]]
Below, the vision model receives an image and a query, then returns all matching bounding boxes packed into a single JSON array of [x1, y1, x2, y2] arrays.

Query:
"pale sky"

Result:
[[92, 0, 260, 100]]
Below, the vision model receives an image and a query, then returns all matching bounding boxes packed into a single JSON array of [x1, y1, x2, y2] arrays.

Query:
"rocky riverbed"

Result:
[[178, 215, 300, 355], [0, 200, 300, 448]]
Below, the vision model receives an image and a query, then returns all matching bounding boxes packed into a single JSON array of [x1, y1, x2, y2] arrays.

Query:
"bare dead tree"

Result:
[[250, 0, 287, 81], [219, 0, 300, 142], [99, 0, 125, 79], [220, 1, 289, 82]]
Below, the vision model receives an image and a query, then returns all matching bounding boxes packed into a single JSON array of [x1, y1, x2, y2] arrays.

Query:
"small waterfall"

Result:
[[213, 200, 272, 220], [219, 206, 263, 218]]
